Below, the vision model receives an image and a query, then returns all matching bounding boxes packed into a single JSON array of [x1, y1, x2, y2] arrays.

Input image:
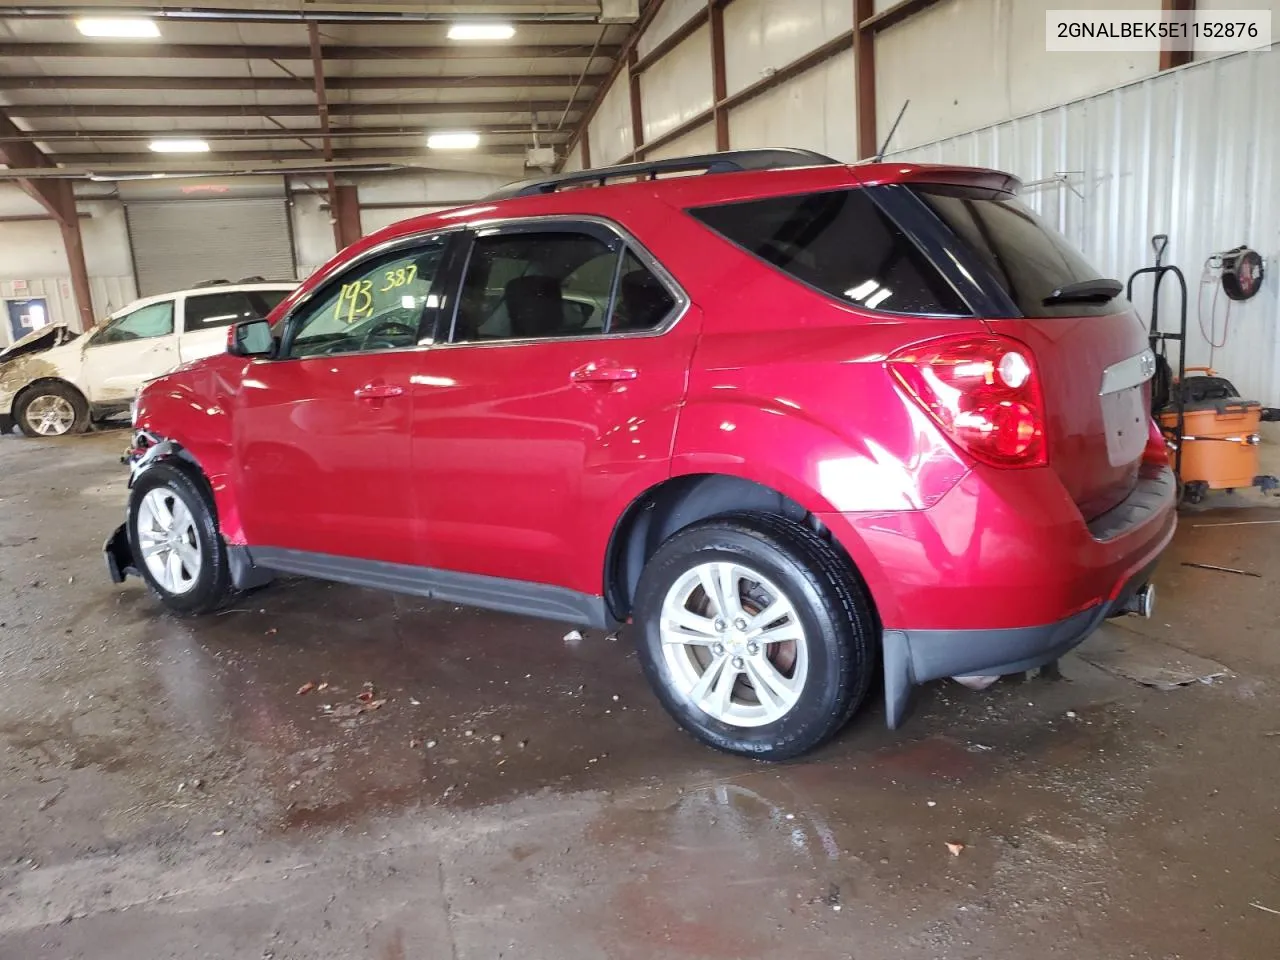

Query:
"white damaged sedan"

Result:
[[0, 280, 294, 437]]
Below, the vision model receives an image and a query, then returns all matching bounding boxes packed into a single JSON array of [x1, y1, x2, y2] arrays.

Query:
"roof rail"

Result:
[[485, 148, 841, 201]]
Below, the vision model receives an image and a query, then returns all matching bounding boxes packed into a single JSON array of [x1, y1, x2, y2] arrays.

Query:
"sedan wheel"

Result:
[[135, 486, 204, 595], [660, 561, 808, 728], [24, 394, 77, 436]]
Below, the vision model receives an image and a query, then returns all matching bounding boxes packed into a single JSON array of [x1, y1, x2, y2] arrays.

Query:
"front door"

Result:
[[410, 222, 698, 597], [79, 299, 178, 405], [232, 236, 453, 565]]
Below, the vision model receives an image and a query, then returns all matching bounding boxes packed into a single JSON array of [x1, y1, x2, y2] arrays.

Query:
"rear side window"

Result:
[[689, 188, 969, 316], [184, 289, 290, 332], [911, 185, 1125, 318]]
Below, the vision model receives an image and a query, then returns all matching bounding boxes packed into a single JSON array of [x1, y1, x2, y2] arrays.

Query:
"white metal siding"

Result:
[[637, 0, 705, 58], [0, 276, 137, 343], [891, 48, 1280, 404], [640, 23, 713, 143], [588, 71, 635, 164], [723, 0, 853, 98], [126, 198, 295, 296], [727, 48, 857, 162]]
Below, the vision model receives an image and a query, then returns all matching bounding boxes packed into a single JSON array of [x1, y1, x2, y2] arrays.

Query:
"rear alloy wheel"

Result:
[[15, 383, 89, 437], [127, 462, 235, 615], [659, 561, 809, 728], [633, 511, 876, 760]]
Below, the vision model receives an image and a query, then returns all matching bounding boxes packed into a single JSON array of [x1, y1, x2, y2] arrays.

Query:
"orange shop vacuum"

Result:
[[1126, 235, 1278, 505]]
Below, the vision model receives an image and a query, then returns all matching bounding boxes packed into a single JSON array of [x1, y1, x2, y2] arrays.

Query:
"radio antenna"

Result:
[[874, 100, 910, 162]]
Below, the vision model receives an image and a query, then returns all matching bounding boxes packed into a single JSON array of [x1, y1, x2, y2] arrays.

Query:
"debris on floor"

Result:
[[563, 629, 583, 643], [946, 842, 965, 856], [1181, 561, 1262, 578], [1078, 627, 1230, 690], [296, 681, 317, 696], [952, 674, 1000, 691]]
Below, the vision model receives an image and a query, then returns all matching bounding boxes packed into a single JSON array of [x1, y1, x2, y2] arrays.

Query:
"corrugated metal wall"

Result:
[[0, 276, 137, 346], [890, 48, 1280, 404]]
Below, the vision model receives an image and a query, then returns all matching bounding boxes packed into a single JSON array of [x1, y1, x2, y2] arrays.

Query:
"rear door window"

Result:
[[688, 188, 969, 316], [184, 289, 290, 332], [910, 184, 1125, 317]]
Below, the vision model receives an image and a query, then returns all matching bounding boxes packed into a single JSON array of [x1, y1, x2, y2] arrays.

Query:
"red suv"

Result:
[[105, 149, 1175, 759]]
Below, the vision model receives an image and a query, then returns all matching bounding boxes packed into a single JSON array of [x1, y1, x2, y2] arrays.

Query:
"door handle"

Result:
[[570, 362, 639, 384], [353, 383, 405, 400]]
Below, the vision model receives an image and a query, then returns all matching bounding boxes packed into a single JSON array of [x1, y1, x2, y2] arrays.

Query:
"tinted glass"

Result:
[[689, 188, 969, 316], [92, 300, 174, 345], [287, 245, 443, 358], [911, 184, 1125, 318], [612, 249, 677, 331], [184, 289, 289, 332], [453, 231, 618, 342]]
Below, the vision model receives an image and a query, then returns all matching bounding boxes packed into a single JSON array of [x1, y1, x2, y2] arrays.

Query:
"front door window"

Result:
[[90, 301, 174, 346]]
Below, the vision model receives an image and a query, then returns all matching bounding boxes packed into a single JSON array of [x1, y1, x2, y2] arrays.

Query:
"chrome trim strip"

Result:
[[1099, 347, 1157, 396]]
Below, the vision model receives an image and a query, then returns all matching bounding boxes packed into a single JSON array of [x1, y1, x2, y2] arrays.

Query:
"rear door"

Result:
[[907, 184, 1153, 519], [178, 287, 292, 364], [407, 221, 696, 595]]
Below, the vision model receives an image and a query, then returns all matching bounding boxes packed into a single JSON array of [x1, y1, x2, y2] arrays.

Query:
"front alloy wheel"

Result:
[[135, 486, 204, 595], [24, 394, 77, 436], [126, 461, 235, 615]]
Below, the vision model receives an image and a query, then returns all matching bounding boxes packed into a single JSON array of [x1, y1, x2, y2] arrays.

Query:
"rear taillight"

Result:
[[1143, 417, 1170, 466], [887, 335, 1047, 468]]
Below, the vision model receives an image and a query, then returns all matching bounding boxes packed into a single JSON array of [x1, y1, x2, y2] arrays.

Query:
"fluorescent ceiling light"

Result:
[[76, 18, 160, 39], [427, 131, 480, 150], [149, 138, 211, 153], [447, 23, 515, 41]]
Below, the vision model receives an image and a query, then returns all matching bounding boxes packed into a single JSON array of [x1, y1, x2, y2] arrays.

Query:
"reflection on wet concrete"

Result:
[[2, 431, 1280, 958]]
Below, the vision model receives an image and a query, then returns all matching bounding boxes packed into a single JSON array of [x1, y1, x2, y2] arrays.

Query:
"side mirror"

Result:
[[227, 319, 276, 358]]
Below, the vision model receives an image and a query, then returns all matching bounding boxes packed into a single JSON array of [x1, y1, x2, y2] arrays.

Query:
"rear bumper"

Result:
[[881, 557, 1159, 727], [819, 464, 1177, 727], [821, 463, 1177, 631]]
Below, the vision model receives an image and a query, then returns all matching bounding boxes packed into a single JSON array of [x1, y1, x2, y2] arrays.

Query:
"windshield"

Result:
[[911, 184, 1127, 318]]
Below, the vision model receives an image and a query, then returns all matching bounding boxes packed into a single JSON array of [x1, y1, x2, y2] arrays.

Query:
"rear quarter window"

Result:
[[910, 184, 1127, 318], [688, 188, 970, 317]]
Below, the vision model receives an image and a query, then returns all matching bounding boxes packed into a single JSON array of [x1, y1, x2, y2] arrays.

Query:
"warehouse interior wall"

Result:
[[0, 171, 508, 343], [892, 45, 1280, 407]]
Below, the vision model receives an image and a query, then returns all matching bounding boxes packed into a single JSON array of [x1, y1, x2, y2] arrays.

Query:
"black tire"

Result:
[[14, 381, 90, 438], [632, 511, 876, 760], [127, 461, 236, 615]]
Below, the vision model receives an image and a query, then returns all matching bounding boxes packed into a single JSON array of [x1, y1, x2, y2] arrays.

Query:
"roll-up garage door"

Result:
[[126, 197, 295, 297]]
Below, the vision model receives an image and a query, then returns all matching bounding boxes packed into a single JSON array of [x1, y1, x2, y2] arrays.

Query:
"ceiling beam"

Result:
[[0, 42, 623, 61], [0, 75, 598, 91], [51, 145, 530, 164], [0, 109, 67, 222], [0, 125, 572, 143], [5, 101, 582, 119], [7, 2, 603, 24], [307, 23, 335, 164]]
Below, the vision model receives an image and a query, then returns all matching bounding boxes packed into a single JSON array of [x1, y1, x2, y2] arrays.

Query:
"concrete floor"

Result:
[[2, 429, 1279, 960]]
